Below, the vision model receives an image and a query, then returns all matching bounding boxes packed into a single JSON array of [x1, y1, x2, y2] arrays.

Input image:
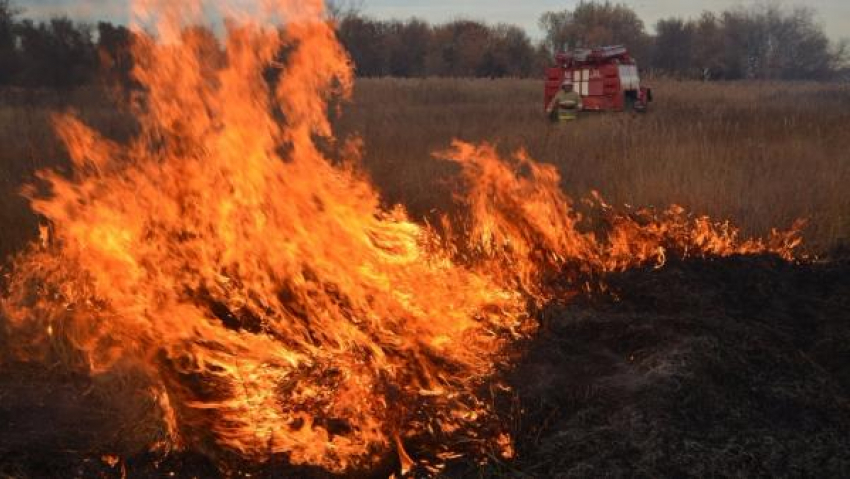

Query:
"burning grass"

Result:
[[0, 1, 846, 477], [2, 2, 532, 473], [477, 254, 850, 477], [2, 80, 849, 262]]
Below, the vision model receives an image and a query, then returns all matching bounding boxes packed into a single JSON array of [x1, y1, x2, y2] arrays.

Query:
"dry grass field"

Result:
[[1, 80, 850, 478], [339, 78, 850, 254], [1, 79, 849, 262]]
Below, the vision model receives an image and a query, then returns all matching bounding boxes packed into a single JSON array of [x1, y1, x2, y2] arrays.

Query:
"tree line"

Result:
[[652, 7, 846, 80], [0, 1, 133, 89], [339, 2, 847, 80], [337, 16, 549, 78], [0, 0, 846, 90]]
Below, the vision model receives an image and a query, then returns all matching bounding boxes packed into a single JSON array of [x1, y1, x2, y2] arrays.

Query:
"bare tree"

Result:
[[326, 0, 363, 22], [0, 0, 20, 84], [652, 5, 841, 80], [653, 18, 695, 76], [538, 10, 572, 53], [539, 1, 649, 57]]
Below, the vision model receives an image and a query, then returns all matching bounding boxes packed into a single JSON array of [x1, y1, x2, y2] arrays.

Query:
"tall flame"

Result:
[[2, 0, 526, 471], [0, 0, 802, 474]]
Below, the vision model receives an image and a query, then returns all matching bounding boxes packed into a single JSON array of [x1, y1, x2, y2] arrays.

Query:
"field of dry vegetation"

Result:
[[2, 78, 850, 477], [1, 79, 849, 263], [340, 78, 850, 254]]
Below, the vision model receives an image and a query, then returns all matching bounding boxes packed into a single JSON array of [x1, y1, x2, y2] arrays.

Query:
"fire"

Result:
[[0, 0, 802, 474], [2, 0, 527, 472], [439, 141, 801, 297]]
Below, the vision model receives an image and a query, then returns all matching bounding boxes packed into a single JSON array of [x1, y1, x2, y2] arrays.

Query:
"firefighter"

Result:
[[547, 79, 583, 122]]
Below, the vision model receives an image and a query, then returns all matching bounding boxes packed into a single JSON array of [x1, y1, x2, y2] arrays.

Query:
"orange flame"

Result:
[[0, 0, 802, 474], [2, 0, 526, 472], [441, 141, 802, 297]]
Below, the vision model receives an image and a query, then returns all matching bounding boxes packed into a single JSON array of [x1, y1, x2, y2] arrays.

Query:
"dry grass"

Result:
[[1, 79, 849, 262], [337, 78, 850, 254]]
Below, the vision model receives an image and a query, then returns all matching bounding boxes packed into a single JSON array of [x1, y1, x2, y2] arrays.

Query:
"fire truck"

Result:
[[545, 45, 652, 113]]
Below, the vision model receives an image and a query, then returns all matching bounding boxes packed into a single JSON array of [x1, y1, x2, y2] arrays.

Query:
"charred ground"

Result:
[[484, 254, 850, 477], [2, 253, 849, 478]]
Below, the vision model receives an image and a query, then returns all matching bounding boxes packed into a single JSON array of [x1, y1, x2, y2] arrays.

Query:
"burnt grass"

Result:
[[478, 254, 850, 477], [2, 254, 850, 478]]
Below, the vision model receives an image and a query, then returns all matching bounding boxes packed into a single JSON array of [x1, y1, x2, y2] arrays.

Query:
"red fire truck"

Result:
[[545, 45, 652, 113]]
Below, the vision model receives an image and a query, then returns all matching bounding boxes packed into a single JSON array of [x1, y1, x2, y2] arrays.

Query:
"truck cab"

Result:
[[545, 45, 652, 113]]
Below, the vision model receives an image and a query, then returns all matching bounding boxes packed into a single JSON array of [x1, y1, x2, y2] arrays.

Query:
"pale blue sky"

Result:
[[15, 0, 850, 39]]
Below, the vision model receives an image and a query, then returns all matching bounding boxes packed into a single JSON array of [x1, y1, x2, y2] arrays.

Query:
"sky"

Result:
[[15, 0, 850, 40]]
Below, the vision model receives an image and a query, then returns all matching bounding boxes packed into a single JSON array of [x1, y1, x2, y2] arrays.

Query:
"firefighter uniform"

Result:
[[547, 88, 583, 122]]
